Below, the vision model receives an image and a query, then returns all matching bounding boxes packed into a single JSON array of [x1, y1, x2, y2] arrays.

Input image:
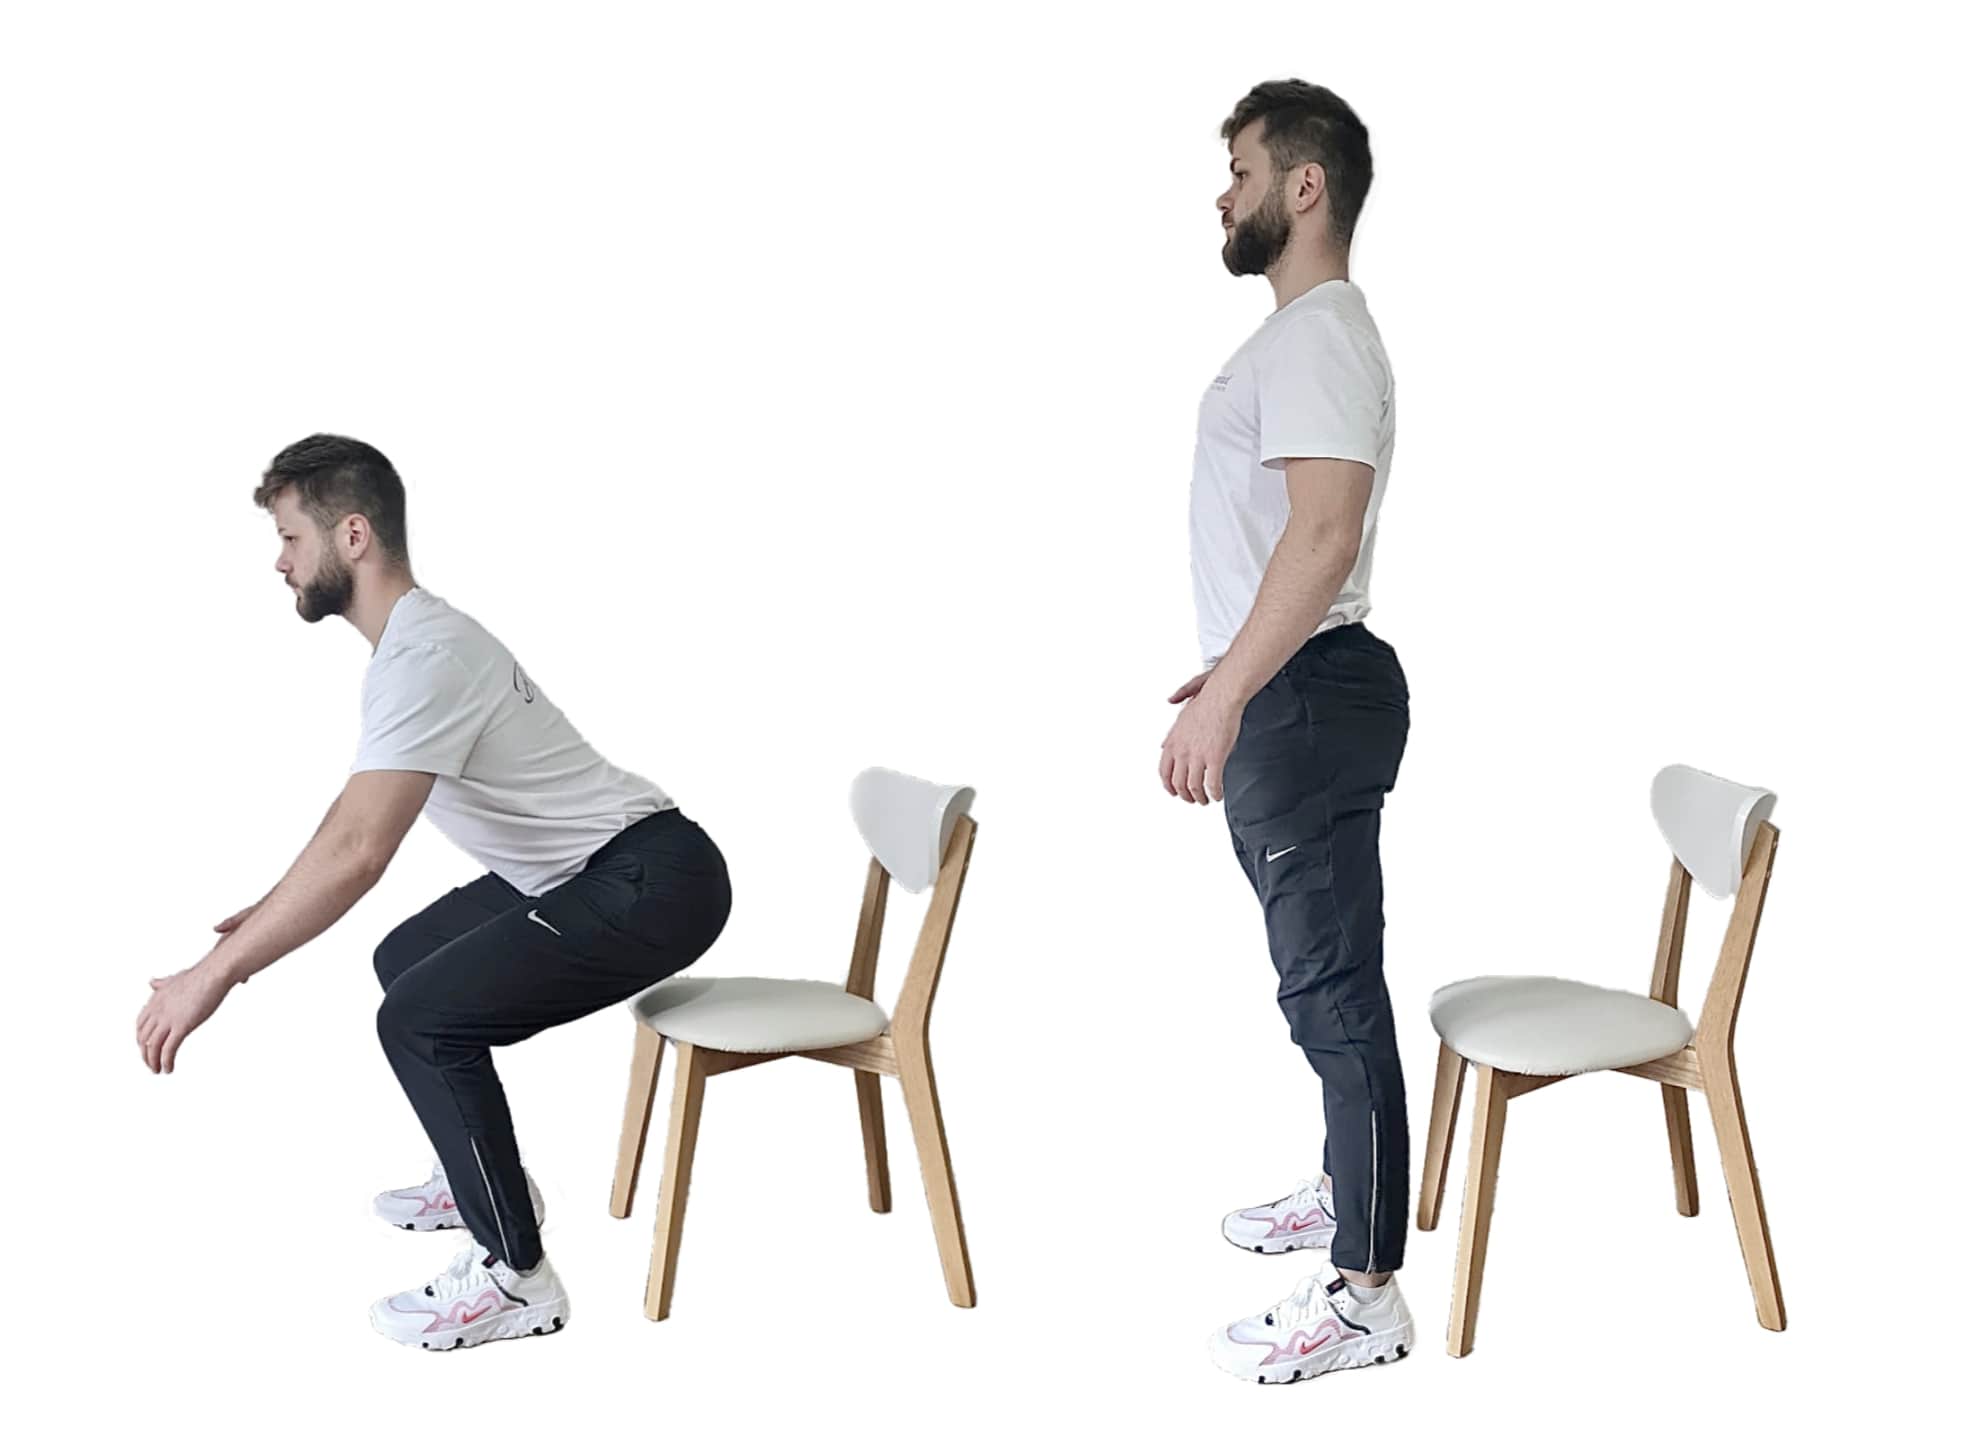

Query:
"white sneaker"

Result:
[[370, 1237, 570, 1351], [373, 1158, 546, 1233], [1207, 1260, 1414, 1385], [1221, 1175, 1337, 1255]]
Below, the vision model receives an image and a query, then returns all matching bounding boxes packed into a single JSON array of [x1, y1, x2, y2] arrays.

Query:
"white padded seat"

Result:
[[629, 977, 890, 1054], [1429, 976, 1694, 1076]]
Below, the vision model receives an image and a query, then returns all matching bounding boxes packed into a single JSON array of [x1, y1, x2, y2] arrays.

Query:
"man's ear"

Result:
[[1293, 161, 1328, 215]]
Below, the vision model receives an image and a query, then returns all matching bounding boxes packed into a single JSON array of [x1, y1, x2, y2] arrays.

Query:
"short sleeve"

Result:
[[1255, 313, 1387, 472], [350, 645, 480, 778]]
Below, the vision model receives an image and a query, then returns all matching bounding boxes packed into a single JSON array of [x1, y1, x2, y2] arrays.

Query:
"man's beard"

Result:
[[295, 549, 355, 623], [1222, 181, 1293, 276]]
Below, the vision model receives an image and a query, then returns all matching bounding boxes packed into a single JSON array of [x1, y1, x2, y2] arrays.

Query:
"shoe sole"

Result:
[[372, 1299, 570, 1351], [1211, 1324, 1413, 1384]]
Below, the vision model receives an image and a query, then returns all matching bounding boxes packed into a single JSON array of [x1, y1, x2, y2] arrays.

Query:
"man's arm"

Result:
[[204, 769, 437, 988], [1204, 456, 1374, 704], [221, 794, 347, 937]]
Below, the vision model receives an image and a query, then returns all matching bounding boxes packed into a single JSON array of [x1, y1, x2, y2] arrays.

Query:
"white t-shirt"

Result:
[[1188, 278, 1396, 669], [350, 586, 674, 897]]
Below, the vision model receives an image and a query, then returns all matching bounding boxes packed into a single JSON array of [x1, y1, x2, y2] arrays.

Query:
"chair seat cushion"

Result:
[[1428, 975, 1694, 1076], [628, 976, 890, 1053]]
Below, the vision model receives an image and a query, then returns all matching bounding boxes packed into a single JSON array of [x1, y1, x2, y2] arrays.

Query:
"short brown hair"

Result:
[[1221, 80, 1374, 247], [254, 434, 411, 569]]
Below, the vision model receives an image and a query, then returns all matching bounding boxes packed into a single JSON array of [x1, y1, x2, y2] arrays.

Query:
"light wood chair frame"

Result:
[[1416, 820, 1785, 1356], [607, 812, 978, 1321]]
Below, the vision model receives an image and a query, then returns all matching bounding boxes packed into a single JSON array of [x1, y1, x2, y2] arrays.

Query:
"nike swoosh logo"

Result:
[[1265, 846, 1298, 862], [527, 909, 562, 936], [454, 1293, 504, 1325]]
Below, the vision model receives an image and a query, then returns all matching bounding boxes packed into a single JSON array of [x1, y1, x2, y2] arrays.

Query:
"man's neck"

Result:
[[1267, 244, 1350, 312], [348, 572, 419, 652]]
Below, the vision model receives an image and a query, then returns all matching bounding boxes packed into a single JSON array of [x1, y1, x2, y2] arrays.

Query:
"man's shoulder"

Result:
[[1269, 290, 1383, 346], [383, 595, 509, 668], [362, 641, 476, 708], [1253, 297, 1391, 385]]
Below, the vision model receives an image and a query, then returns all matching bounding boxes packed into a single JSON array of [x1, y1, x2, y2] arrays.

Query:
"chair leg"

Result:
[[644, 1039, 708, 1322], [894, 1039, 975, 1307], [856, 1070, 892, 1213], [1702, 1053, 1786, 1331], [1448, 1064, 1509, 1357], [1417, 1040, 1466, 1231], [1663, 1084, 1700, 1218], [610, 1024, 666, 1219]]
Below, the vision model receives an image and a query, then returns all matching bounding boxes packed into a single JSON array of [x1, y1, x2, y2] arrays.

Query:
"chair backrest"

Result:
[[843, 768, 977, 1041], [1650, 764, 1777, 901], [851, 768, 975, 895], [1645, 764, 1780, 1055]]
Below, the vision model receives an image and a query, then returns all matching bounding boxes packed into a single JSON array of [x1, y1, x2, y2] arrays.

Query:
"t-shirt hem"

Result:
[[348, 755, 468, 779], [1259, 449, 1380, 472]]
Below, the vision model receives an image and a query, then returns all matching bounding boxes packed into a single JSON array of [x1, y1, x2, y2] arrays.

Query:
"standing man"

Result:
[[1159, 81, 1415, 1383], [134, 434, 733, 1351]]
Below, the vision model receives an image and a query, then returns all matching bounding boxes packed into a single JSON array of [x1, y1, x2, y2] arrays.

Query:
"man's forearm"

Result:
[[234, 796, 344, 916], [1207, 521, 1359, 706], [205, 828, 385, 988]]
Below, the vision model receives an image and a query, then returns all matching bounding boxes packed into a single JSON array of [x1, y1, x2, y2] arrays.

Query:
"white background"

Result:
[[4, 1, 1961, 1427]]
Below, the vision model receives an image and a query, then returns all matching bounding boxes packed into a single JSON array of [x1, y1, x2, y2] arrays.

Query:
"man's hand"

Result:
[[1160, 675, 1245, 805], [136, 961, 234, 1074]]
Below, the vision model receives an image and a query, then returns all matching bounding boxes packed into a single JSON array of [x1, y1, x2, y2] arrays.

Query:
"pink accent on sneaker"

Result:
[[1232, 1315, 1348, 1367], [1266, 1206, 1335, 1236], [387, 1288, 518, 1333], [387, 1188, 458, 1216]]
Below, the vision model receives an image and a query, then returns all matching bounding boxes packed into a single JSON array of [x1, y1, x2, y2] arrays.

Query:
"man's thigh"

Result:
[[1223, 668, 1398, 1016], [377, 895, 675, 1050], [373, 872, 528, 992]]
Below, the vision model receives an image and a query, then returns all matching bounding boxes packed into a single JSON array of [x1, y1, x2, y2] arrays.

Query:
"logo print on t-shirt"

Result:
[[512, 662, 535, 703]]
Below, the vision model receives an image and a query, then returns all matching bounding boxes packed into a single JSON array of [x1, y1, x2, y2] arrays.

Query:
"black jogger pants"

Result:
[[1221, 621, 1411, 1274], [372, 806, 731, 1272]]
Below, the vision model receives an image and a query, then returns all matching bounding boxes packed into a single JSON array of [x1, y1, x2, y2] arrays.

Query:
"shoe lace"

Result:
[[424, 1242, 487, 1302], [1273, 1177, 1329, 1212], [1262, 1275, 1323, 1328]]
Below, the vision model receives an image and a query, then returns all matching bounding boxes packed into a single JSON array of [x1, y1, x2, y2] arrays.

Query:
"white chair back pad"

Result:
[[1650, 763, 1777, 900], [850, 767, 975, 894]]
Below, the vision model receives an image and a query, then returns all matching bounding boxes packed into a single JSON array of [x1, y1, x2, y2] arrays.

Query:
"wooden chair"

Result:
[[607, 766, 978, 1321], [1416, 763, 1785, 1356]]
